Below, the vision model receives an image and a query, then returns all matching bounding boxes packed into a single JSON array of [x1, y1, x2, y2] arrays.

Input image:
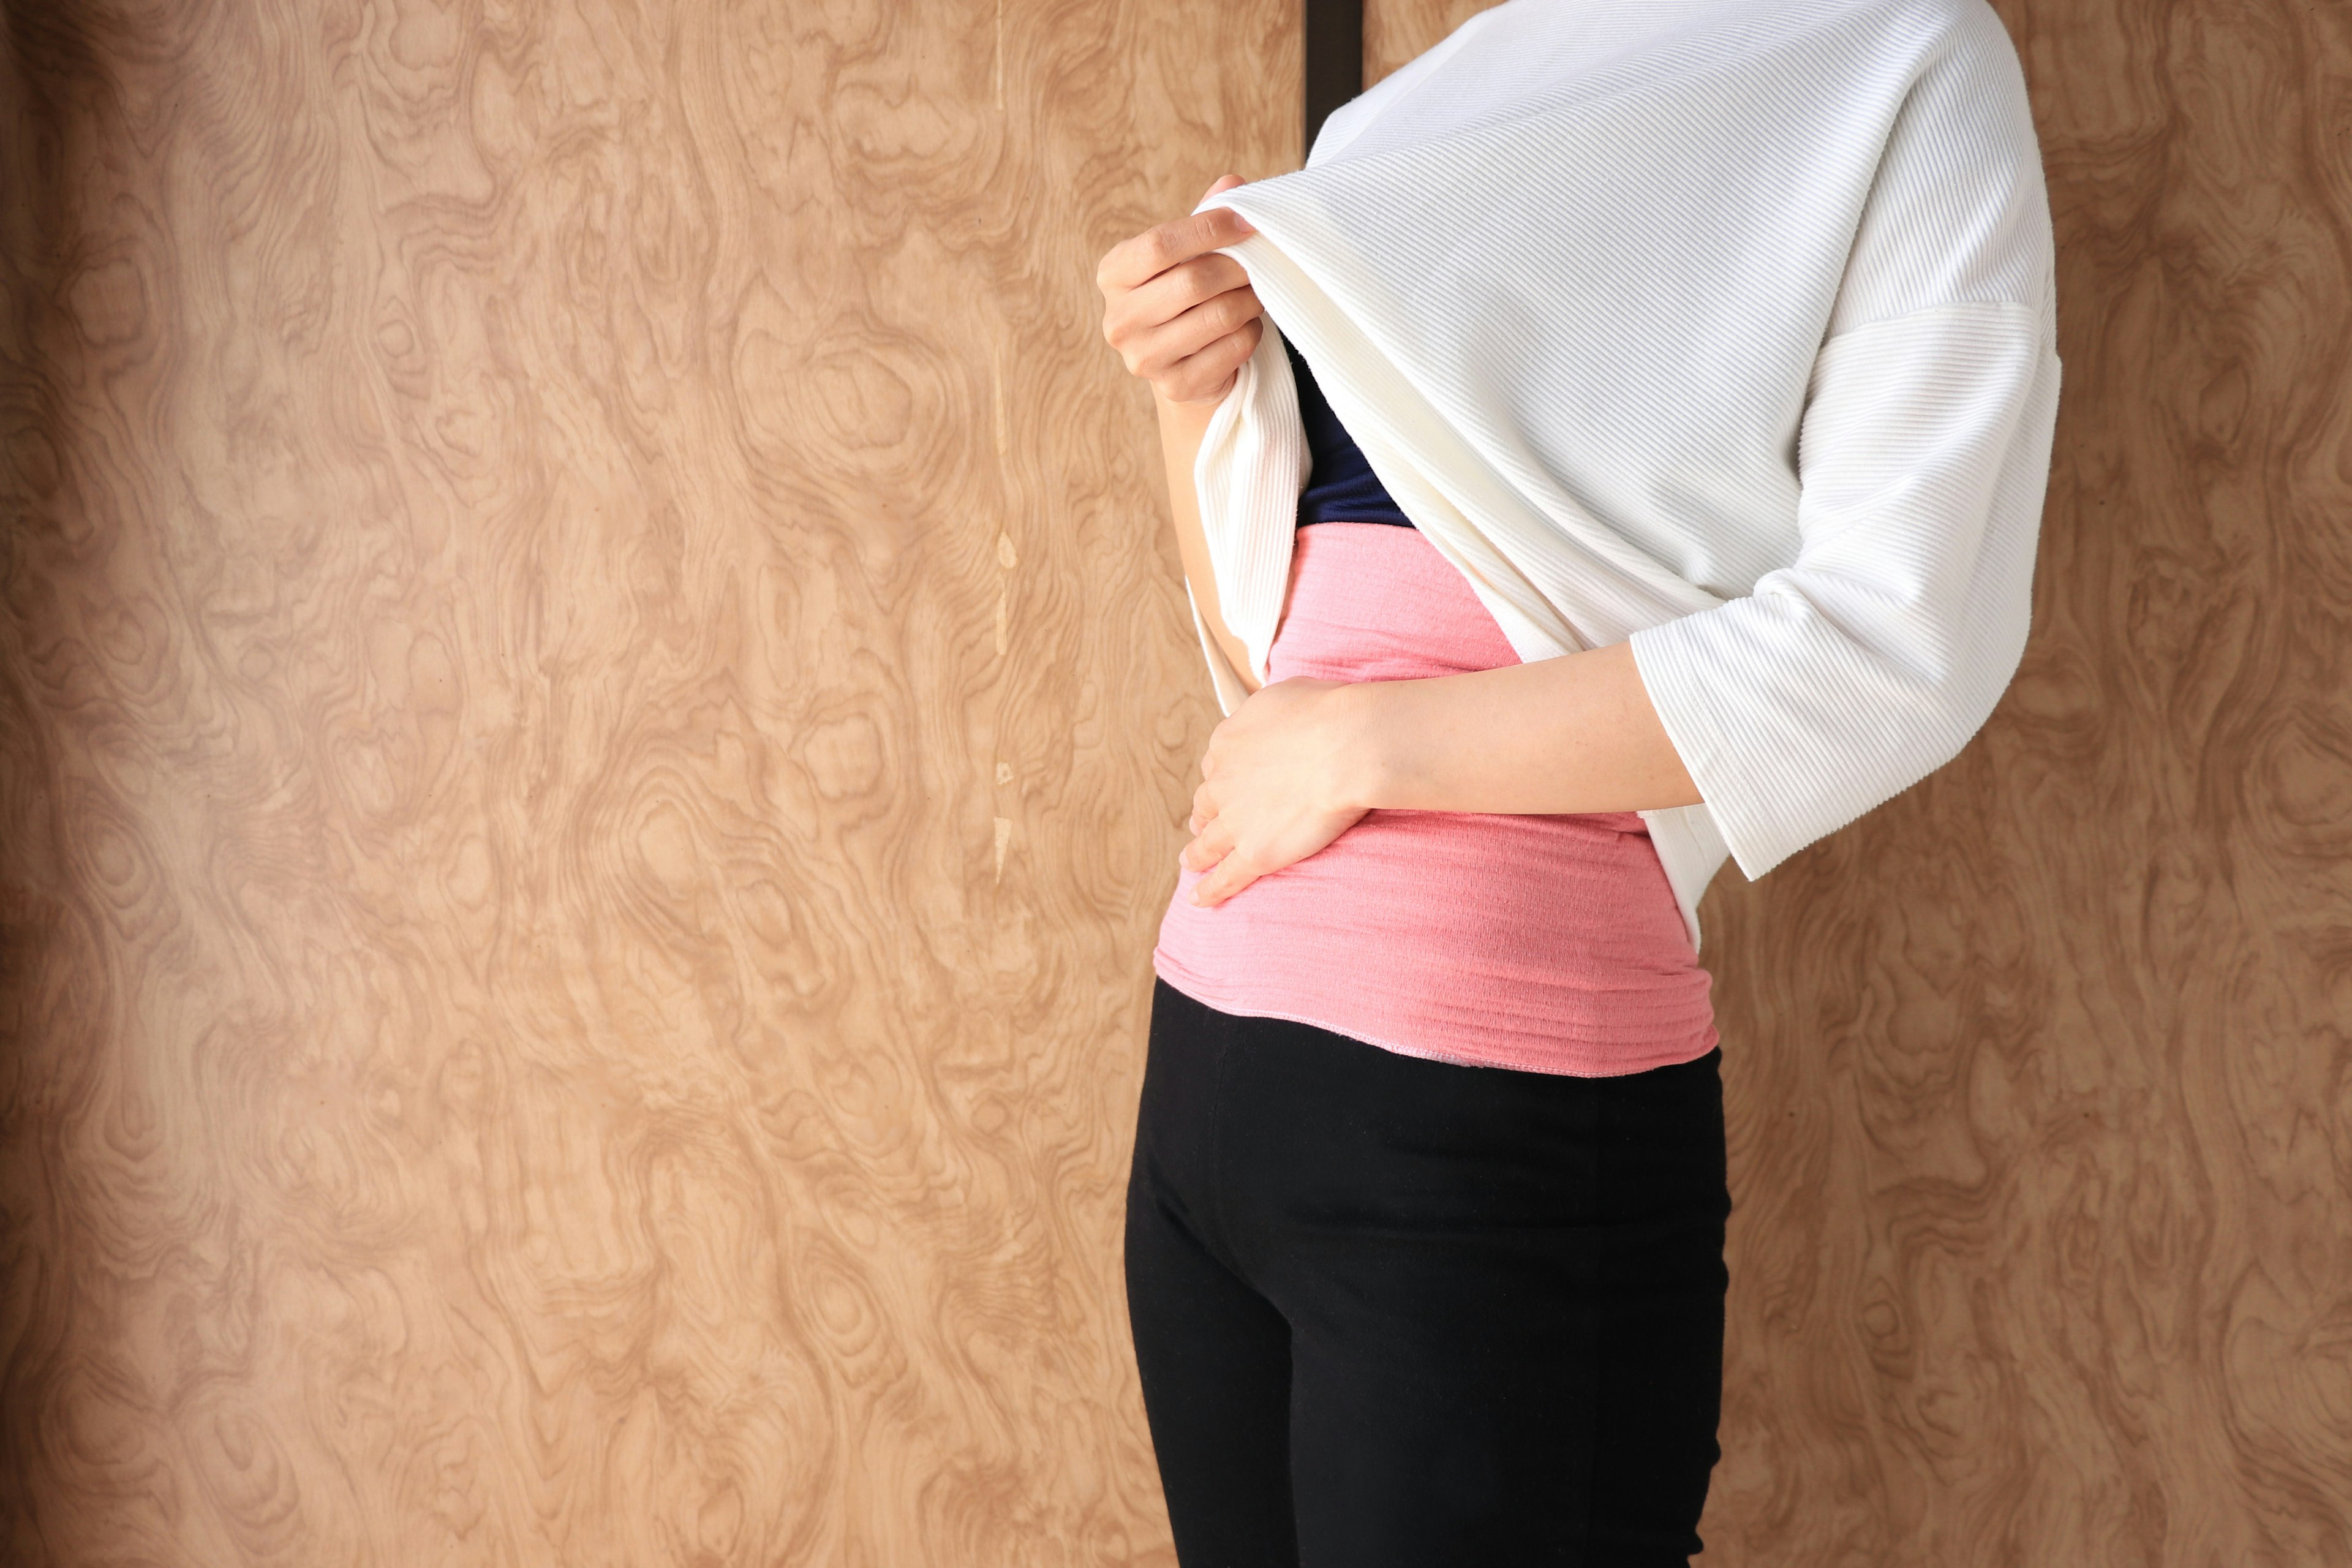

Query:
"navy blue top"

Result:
[[1285, 336, 1414, 530]]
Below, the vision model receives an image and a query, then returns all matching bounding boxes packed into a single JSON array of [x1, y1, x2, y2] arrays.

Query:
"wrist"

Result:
[[1333, 679, 1404, 813]]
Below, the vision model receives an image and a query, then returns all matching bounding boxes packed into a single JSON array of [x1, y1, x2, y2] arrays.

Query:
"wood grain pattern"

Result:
[[6, 0, 2351, 1563], [0, 0, 1294, 1561]]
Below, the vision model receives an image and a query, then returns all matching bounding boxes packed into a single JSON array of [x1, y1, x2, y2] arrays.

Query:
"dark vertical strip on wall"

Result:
[[1305, 0, 1364, 157]]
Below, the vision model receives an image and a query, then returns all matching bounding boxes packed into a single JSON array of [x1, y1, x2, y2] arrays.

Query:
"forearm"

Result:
[[1155, 390, 1262, 694], [1345, 638, 1703, 815]]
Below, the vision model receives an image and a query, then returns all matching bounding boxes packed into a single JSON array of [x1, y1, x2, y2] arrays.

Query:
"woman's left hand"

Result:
[[1180, 676, 1381, 907]]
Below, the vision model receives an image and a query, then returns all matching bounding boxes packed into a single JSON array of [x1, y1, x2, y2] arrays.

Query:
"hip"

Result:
[[1134, 975, 1730, 1260]]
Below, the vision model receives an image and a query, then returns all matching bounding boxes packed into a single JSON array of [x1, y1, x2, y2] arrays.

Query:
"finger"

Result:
[[1097, 202, 1257, 293], [1186, 784, 1221, 835], [1189, 850, 1261, 907], [1155, 317, 1265, 405], [1178, 823, 1232, 873], [1117, 284, 1264, 381], [1179, 818, 1236, 873], [1105, 252, 1252, 343], [1104, 279, 1259, 375]]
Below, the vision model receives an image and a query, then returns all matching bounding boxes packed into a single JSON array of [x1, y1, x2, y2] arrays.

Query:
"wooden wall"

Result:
[[0, 0, 1294, 1561], [2, 1, 2347, 1566]]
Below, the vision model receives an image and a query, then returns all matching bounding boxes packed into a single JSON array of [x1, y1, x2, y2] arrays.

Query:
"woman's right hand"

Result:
[[1096, 175, 1265, 407]]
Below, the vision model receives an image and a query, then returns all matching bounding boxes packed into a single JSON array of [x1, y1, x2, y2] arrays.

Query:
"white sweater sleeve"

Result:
[[1628, 304, 2060, 880], [1625, 4, 2062, 880]]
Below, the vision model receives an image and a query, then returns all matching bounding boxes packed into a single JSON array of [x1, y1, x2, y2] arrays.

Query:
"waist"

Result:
[[1155, 522, 1712, 1077]]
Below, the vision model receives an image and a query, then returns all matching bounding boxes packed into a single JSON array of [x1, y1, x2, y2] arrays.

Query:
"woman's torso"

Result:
[[1152, 511, 1718, 1079]]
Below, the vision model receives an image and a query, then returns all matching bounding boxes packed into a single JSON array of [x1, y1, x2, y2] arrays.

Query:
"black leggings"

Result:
[[1123, 978, 1730, 1567]]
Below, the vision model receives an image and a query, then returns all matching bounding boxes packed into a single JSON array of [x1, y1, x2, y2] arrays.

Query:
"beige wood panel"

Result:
[[1368, 0, 2352, 1559], [0, 0, 1294, 1562]]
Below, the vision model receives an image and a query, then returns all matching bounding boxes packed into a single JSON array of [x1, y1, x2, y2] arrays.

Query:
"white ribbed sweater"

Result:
[[1183, 0, 2062, 953]]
